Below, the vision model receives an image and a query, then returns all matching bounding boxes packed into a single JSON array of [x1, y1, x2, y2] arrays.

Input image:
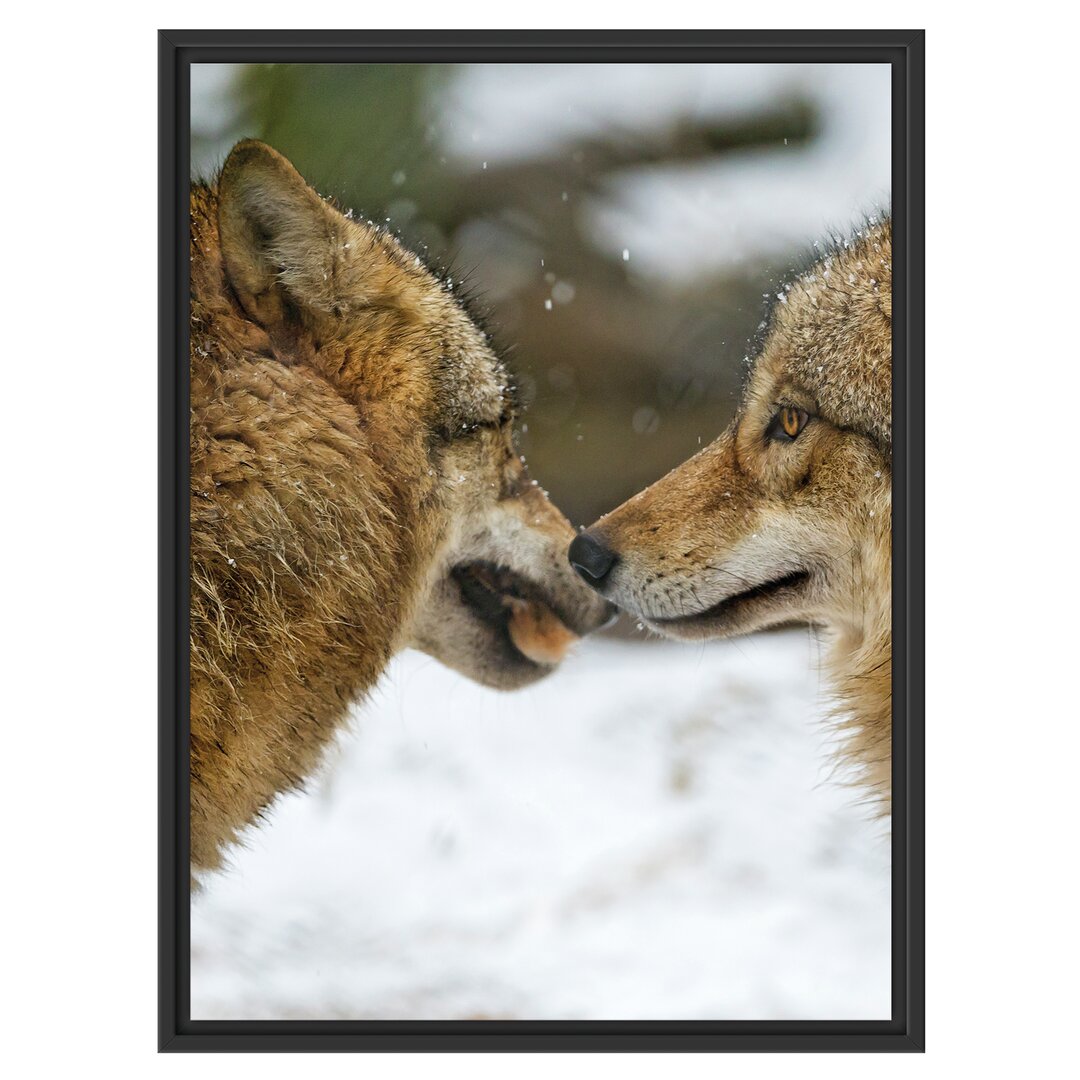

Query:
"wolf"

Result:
[[189, 140, 614, 875], [569, 219, 893, 807]]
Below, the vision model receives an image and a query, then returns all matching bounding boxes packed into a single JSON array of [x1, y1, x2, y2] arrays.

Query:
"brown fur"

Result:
[[190, 141, 612, 877], [573, 220, 893, 807]]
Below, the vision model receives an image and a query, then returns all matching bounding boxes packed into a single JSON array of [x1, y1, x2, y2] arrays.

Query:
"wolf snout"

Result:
[[568, 530, 618, 589]]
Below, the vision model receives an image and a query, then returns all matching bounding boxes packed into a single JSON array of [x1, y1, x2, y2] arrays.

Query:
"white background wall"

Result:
[[1, 5, 1077, 1078]]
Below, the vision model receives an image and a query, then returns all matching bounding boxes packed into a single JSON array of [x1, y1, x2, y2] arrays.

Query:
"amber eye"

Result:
[[781, 407, 802, 437], [769, 405, 809, 442]]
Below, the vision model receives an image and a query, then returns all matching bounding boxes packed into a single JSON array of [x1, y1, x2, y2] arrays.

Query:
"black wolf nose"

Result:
[[568, 531, 617, 587]]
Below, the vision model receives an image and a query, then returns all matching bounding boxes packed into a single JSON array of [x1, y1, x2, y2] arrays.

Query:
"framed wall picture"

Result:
[[160, 28, 924, 1052]]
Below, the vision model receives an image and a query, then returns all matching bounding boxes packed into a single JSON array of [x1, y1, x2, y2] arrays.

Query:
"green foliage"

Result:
[[240, 65, 450, 215]]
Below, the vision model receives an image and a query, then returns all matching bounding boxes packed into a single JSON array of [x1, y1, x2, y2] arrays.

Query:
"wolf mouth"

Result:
[[650, 569, 811, 630], [451, 561, 578, 668]]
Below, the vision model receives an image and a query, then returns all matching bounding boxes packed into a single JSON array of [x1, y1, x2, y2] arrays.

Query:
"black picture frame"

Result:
[[160, 28, 924, 1053]]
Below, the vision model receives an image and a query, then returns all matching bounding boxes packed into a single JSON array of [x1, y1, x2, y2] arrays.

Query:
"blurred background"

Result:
[[191, 62, 890, 525], [190, 62, 892, 1021]]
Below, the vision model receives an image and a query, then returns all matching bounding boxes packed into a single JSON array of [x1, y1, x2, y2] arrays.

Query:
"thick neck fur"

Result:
[[188, 182, 441, 874], [826, 521, 892, 812]]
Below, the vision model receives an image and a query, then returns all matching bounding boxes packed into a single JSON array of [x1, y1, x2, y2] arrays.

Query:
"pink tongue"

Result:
[[505, 597, 578, 665]]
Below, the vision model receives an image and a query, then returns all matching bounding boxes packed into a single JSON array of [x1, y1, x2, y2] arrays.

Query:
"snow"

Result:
[[580, 66, 891, 280], [443, 63, 835, 162], [191, 63, 889, 282], [187, 63, 891, 1020], [440, 63, 891, 280], [189, 64, 242, 146], [191, 631, 890, 1020]]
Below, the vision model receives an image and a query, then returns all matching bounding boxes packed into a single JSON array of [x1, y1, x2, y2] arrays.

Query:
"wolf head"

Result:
[[211, 140, 613, 690], [569, 220, 892, 650]]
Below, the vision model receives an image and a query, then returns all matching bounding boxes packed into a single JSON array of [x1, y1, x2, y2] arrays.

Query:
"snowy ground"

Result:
[[191, 631, 890, 1020]]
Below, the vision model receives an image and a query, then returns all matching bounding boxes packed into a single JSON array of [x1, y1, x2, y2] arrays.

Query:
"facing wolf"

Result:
[[190, 141, 613, 875], [569, 219, 893, 806]]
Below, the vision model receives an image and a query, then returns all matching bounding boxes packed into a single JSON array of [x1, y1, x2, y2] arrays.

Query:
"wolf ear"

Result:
[[217, 140, 360, 328]]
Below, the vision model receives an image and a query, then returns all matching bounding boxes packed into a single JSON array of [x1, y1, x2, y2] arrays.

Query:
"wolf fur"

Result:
[[571, 220, 893, 807], [189, 141, 612, 875]]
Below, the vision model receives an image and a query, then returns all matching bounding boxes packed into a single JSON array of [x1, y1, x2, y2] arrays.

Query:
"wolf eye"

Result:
[[768, 406, 809, 442]]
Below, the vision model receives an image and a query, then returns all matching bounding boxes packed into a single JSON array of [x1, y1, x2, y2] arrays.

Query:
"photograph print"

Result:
[[163, 32, 923, 1049]]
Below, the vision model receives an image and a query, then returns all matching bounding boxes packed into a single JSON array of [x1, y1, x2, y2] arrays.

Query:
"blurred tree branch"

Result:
[[441, 98, 817, 232]]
